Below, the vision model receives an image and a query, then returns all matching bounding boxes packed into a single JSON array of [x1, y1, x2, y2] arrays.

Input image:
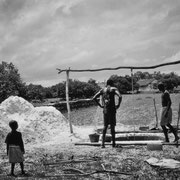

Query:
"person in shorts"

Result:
[[5, 120, 25, 176], [93, 79, 122, 148], [158, 83, 179, 142]]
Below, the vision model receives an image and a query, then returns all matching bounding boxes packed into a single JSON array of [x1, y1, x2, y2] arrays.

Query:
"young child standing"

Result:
[[5, 120, 25, 176]]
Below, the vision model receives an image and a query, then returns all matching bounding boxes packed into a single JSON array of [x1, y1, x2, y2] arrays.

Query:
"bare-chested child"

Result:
[[93, 79, 122, 148], [158, 83, 179, 142]]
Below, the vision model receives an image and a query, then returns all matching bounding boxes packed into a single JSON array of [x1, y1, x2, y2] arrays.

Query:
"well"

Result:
[[115, 134, 164, 141]]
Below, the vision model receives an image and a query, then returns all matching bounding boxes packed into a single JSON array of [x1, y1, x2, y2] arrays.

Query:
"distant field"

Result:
[[62, 93, 180, 129]]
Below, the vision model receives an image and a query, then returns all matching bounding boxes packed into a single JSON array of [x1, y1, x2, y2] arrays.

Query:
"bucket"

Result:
[[105, 135, 112, 142], [89, 133, 100, 142]]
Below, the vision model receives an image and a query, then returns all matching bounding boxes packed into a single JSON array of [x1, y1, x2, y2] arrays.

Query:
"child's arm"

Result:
[[6, 144, 9, 156], [19, 133, 25, 154], [115, 89, 122, 109], [92, 90, 103, 108], [165, 92, 171, 117], [5, 135, 9, 155]]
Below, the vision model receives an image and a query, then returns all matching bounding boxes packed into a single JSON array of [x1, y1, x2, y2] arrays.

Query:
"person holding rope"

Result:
[[93, 79, 122, 148], [158, 83, 179, 142]]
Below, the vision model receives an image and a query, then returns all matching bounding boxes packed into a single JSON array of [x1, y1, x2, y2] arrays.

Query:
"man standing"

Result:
[[158, 83, 179, 142], [93, 79, 122, 148]]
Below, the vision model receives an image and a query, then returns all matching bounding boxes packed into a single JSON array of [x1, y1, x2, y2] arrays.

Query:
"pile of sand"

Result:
[[0, 96, 71, 144]]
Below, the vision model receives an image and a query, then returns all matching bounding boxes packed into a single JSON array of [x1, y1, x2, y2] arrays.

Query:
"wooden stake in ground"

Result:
[[153, 98, 158, 129], [176, 102, 180, 147], [66, 68, 73, 133]]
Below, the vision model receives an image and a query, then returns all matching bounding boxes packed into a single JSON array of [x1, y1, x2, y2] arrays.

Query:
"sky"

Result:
[[1, 0, 180, 87]]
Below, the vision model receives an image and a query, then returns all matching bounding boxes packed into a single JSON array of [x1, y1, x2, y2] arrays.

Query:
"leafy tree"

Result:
[[0, 61, 26, 102], [57, 83, 66, 99], [26, 84, 46, 101], [109, 75, 139, 93]]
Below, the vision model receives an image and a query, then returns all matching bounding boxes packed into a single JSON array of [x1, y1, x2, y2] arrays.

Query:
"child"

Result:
[[5, 120, 25, 176], [93, 79, 122, 148], [158, 83, 179, 142]]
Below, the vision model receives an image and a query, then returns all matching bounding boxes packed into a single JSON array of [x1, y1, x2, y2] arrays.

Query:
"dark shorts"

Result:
[[103, 113, 116, 126]]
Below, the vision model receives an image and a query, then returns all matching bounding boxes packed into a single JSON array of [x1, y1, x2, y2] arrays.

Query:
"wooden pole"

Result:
[[131, 68, 136, 140], [176, 103, 180, 147], [153, 98, 158, 129], [57, 60, 180, 74], [66, 68, 73, 133]]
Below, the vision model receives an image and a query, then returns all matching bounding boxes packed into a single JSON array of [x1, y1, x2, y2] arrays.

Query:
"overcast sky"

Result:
[[1, 0, 180, 87]]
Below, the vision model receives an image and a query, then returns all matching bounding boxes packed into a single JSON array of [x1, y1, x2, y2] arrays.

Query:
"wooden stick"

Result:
[[176, 103, 180, 148], [43, 159, 98, 166], [57, 60, 180, 74], [34, 169, 132, 178], [153, 98, 158, 129], [66, 68, 73, 133], [63, 167, 132, 176], [101, 164, 111, 180]]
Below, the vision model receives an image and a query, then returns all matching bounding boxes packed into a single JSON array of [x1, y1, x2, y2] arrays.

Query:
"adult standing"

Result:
[[93, 79, 122, 148], [158, 83, 179, 142]]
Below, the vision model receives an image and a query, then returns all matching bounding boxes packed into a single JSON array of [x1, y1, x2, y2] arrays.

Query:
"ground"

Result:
[[1, 127, 180, 180], [1, 94, 180, 179]]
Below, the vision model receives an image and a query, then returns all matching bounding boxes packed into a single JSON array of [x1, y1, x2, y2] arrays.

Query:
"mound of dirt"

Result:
[[0, 96, 70, 145]]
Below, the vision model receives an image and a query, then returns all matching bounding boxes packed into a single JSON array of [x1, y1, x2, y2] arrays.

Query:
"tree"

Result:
[[0, 61, 26, 102], [26, 84, 46, 101], [109, 74, 139, 93]]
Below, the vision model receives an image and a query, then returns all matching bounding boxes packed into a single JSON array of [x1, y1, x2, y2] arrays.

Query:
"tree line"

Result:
[[1, 61, 180, 103]]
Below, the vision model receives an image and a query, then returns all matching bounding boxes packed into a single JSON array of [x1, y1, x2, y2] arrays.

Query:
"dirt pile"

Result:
[[0, 96, 69, 144]]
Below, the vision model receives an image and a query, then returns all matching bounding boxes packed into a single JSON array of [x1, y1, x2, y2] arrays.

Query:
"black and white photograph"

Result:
[[1, 0, 180, 179]]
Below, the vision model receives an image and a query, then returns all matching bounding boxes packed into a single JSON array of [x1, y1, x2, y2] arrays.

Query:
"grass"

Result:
[[62, 93, 180, 129]]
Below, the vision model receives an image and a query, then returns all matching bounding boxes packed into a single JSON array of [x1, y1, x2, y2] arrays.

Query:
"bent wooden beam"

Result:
[[57, 60, 180, 74]]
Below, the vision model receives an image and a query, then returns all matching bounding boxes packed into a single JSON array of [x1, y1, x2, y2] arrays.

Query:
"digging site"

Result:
[[1, 96, 180, 180]]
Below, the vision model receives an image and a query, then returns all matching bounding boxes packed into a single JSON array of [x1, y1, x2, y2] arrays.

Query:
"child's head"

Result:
[[106, 79, 114, 86], [9, 120, 18, 131], [158, 83, 165, 92]]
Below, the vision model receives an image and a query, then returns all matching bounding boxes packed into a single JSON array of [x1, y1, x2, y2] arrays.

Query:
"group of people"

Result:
[[93, 79, 179, 148], [4, 79, 179, 176]]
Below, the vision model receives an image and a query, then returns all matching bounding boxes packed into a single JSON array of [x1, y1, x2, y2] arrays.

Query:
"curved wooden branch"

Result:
[[57, 60, 180, 74], [63, 167, 132, 176]]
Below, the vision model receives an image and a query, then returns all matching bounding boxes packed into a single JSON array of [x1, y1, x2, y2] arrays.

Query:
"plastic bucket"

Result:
[[105, 135, 112, 142], [89, 133, 100, 142]]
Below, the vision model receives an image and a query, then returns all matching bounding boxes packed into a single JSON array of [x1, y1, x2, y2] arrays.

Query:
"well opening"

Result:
[[115, 134, 164, 141]]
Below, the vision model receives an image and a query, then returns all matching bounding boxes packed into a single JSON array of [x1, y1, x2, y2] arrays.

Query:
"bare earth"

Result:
[[1, 126, 180, 180], [1, 95, 180, 179]]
